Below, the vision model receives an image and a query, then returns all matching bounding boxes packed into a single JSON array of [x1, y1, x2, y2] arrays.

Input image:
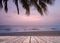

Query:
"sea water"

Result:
[[0, 25, 60, 33]]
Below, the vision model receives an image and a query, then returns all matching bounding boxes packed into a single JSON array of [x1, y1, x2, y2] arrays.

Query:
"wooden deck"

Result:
[[0, 36, 60, 43]]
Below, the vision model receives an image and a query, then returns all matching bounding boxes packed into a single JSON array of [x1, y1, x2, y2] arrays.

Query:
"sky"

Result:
[[0, 0, 60, 25]]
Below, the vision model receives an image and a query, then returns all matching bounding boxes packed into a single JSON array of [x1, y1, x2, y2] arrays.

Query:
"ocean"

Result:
[[0, 25, 60, 33]]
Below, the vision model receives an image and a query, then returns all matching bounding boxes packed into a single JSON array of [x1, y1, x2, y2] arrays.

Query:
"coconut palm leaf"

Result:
[[32, 0, 43, 15], [3, 0, 8, 12], [29, 0, 54, 15], [20, 0, 30, 15], [0, 0, 55, 15], [0, 0, 3, 9], [41, 0, 54, 5], [13, 0, 19, 14], [29, 0, 37, 5], [39, 0, 47, 13]]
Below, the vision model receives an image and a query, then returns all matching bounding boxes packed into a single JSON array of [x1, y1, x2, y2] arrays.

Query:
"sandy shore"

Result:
[[0, 31, 60, 36]]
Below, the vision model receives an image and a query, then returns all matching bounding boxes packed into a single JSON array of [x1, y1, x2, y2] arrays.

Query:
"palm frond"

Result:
[[30, 0, 43, 15], [0, 0, 3, 9], [0, 0, 55, 15], [42, 0, 54, 5], [3, 0, 8, 12], [21, 0, 30, 15], [39, 0, 47, 13], [13, 0, 19, 14], [30, 0, 38, 6], [34, 0, 43, 15]]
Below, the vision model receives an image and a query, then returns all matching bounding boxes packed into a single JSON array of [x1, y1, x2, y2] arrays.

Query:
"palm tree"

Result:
[[0, 0, 55, 15]]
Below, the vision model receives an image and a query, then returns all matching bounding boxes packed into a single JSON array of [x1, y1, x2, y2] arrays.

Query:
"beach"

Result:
[[0, 31, 60, 36]]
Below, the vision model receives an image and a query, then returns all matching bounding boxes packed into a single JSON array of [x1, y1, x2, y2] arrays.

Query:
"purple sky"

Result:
[[0, 0, 60, 25]]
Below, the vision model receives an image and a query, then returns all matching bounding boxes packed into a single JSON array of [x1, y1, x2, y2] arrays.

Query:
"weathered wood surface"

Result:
[[0, 36, 60, 43]]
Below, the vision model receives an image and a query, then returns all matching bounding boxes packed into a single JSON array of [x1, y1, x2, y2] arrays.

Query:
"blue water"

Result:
[[0, 25, 60, 33]]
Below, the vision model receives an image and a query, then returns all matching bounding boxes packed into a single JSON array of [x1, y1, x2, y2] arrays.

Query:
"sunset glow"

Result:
[[0, 0, 60, 25], [21, 15, 41, 22]]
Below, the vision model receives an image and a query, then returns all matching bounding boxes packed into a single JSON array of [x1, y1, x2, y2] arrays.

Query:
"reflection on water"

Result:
[[0, 25, 60, 33]]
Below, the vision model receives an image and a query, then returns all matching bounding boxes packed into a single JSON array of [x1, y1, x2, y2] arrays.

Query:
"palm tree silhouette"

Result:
[[0, 0, 54, 15]]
